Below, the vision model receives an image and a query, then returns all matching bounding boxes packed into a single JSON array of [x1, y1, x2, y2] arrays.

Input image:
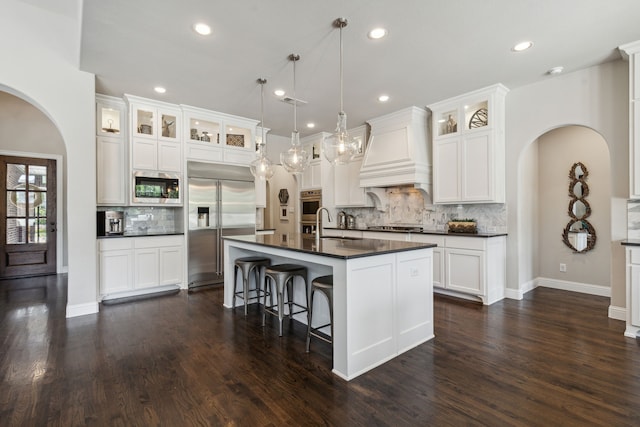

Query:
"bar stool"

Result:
[[262, 264, 308, 336], [306, 275, 333, 353], [233, 256, 271, 316]]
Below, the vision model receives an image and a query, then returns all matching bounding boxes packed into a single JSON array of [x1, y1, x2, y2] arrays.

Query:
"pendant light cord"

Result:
[[260, 79, 266, 150], [293, 56, 298, 133], [339, 22, 344, 114]]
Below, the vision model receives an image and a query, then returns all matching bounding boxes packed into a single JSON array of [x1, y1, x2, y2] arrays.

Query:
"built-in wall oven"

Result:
[[132, 171, 181, 205], [300, 189, 322, 240]]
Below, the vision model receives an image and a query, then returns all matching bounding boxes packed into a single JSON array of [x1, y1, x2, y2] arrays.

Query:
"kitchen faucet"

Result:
[[315, 207, 332, 246]]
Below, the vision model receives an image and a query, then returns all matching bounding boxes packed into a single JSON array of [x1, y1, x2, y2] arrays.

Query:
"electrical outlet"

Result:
[[559, 263, 567, 272]]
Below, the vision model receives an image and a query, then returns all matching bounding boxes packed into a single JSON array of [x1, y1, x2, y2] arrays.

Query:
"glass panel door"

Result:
[[1, 156, 56, 278]]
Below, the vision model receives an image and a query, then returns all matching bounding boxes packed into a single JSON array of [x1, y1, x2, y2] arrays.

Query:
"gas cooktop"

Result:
[[366, 225, 423, 232]]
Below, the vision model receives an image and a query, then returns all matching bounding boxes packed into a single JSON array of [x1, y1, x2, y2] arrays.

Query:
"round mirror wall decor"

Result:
[[562, 162, 596, 253]]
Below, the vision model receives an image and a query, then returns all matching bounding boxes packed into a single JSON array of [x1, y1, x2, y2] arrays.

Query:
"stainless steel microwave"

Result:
[[132, 171, 182, 205]]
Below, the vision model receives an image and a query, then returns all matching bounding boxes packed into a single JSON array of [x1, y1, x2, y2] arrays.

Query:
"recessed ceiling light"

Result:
[[154, 86, 166, 94], [378, 94, 389, 102], [193, 23, 211, 36], [368, 27, 388, 40], [512, 41, 533, 52], [548, 66, 564, 75], [274, 89, 285, 97], [307, 123, 315, 129]]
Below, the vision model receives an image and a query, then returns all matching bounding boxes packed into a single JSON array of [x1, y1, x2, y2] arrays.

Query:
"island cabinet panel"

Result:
[[396, 250, 434, 352], [222, 235, 435, 381], [346, 258, 396, 370]]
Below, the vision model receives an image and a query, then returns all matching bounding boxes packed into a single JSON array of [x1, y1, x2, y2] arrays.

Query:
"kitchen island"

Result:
[[223, 234, 436, 380]]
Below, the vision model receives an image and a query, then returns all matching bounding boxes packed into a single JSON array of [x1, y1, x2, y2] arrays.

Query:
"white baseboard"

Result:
[[537, 277, 610, 297], [505, 278, 538, 300], [66, 301, 99, 318], [504, 288, 524, 300], [608, 305, 626, 321]]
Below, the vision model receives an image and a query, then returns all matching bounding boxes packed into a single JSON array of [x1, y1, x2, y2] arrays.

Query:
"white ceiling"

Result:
[[79, 0, 640, 137]]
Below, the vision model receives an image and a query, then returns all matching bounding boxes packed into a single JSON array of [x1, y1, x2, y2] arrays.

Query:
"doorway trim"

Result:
[[0, 149, 64, 274]]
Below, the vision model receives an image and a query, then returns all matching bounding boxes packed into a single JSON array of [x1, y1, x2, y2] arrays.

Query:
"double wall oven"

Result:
[[300, 189, 321, 240]]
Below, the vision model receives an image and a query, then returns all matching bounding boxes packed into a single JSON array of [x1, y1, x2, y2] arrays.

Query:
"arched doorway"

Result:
[[0, 91, 66, 278]]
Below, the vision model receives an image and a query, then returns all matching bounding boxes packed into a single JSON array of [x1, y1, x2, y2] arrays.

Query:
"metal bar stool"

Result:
[[306, 275, 333, 353], [233, 256, 271, 316], [262, 264, 308, 336]]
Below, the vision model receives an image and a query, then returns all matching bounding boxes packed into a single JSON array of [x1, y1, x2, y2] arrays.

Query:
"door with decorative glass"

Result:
[[0, 156, 57, 278]]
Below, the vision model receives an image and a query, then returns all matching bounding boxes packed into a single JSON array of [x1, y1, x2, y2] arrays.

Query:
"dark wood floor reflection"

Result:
[[1, 275, 639, 426]]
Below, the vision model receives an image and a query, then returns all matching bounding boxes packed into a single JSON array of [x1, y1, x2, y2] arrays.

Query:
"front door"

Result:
[[0, 155, 57, 278]]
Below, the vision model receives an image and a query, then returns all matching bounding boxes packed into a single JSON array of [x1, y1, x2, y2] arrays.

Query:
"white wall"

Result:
[[507, 60, 628, 309], [0, 0, 97, 317], [537, 126, 611, 288], [517, 140, 539, 291]]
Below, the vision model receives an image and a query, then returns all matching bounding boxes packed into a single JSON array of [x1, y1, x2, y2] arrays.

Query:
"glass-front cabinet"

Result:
[[428, 84, 508, 204], [130, 102, 181, 143], [96, 94, 127, 205], [183, 105, 259, 165]]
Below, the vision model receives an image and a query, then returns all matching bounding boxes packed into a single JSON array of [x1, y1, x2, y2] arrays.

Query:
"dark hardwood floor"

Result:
[[1, 275, 639, 426]]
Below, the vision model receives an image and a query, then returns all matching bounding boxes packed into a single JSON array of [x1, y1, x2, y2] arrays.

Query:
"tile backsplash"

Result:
[[628, 201, 640, 239], [98, 206, 183, 234], [340, 186, 508, 233]]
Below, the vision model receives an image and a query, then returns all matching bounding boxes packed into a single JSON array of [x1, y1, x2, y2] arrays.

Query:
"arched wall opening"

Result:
[[518, 125, 611, 295], [506, 60, 628, 317], [0, 90, 68, 272]]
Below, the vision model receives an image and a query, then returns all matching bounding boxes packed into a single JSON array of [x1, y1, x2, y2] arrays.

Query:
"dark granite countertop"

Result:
[[223, 233, 437, 260], [621, 240, 640, 246], [97, 232, 184, 239], [324, 227, 507, 238]]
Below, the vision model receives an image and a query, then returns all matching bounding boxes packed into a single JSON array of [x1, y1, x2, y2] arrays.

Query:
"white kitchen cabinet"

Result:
[[134, 247, 160, 289], [445, 247, 484, 294], [126, 95, 183, 174], [182, 105, 259, 166], [428, 84, 508, 204], [98, 235, 185, 300], [334, 155, 374, 207], [411, 234, 505, 305], [98, 238, 134, 295], [624, 246, 640, 337], [159, 245, 184, 286], [130, 102, 181, 143], [620, 42, 640, 198], [96, 95, 127, 206], [97, 137, 126, 205], [300, 160, 322, 190]]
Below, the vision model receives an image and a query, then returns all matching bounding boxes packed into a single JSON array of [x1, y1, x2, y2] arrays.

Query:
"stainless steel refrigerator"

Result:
[[187, 162, 256, 289]]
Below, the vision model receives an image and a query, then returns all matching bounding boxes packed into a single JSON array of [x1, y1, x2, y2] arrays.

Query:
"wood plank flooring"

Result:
[[1, 275, 640, 426]]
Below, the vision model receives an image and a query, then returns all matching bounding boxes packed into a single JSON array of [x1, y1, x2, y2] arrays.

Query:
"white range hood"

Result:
[[359, 106, 432, 199]]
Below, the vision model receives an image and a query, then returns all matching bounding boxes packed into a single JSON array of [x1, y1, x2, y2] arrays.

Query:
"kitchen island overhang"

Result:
[[223, 234, 436, 381]]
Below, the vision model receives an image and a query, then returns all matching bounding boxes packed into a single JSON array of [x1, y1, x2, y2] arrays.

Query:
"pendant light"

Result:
[[250, 78, 275, 180], [323, 17, 359, 165], [280, 54, 310, 175]]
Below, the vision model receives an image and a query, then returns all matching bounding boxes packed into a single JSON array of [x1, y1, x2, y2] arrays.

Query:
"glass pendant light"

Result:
[[280, 54, 310, 175], [250, 78, 275, 180], [323, 17, 359, 165]]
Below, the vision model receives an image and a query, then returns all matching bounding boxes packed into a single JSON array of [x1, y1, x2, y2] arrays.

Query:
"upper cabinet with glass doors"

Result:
[[125, 95, 183, 174], [182, 105, 258, 166], [428, 83, 508, 204]]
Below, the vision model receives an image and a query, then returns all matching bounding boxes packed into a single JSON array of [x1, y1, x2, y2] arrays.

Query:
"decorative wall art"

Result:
[[562, 161, 596, 253]]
